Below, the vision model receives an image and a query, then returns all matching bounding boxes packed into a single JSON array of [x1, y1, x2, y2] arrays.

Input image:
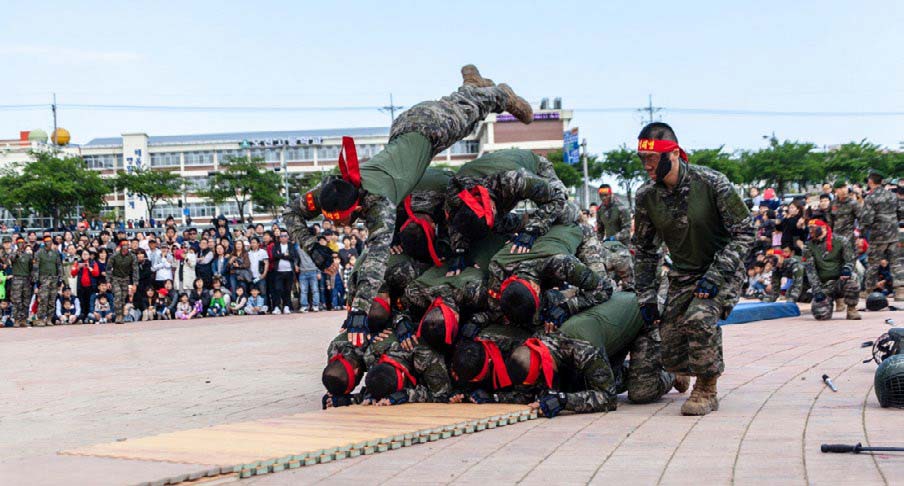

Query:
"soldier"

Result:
[[829, 181, 861, 242], [803, 219, 861, 320], [633, 122, 754, 416], [33, 236, 63, 326], [861, 172, 904, 301], [108, 241, 139, 324], [761, 248, 805, 303], [596, 184, 635, 290], [285, 65, 532, 339], [394, 168, 454, 267], [362, 338, 455, 405], [8, 236, 35, 327]]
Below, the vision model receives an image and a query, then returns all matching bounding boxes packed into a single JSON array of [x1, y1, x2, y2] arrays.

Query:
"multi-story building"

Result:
[[1, 108, 572, 224]]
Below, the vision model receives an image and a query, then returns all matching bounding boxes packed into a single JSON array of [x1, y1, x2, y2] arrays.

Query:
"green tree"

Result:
[[740, 139, 823, 194], [199, 156, 282, 224], [0, 151, 110, 227], [598, 145, 646, 210], [689, 147, 746, 184], [824, 139, 898, 183], [547, 149, 603, 190], [113, 167, 183, 219]]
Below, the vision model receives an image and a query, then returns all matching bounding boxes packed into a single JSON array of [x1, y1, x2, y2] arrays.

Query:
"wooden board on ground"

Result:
[[61, 403, 531, 467]]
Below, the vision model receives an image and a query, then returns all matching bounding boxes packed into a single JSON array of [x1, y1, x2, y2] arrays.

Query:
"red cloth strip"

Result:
[[523, 338, 554, 388], [378, 354, 417, 390], [329, 354, 357, 394], [637, 138, 688, 162]]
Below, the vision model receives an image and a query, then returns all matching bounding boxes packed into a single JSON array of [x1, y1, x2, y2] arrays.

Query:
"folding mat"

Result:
[[718, 301, 801, 326], [61, 403, 535, 485]]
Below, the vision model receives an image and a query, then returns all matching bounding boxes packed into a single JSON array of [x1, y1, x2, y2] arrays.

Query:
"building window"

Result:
[[83, 153, 122, 170], [285, 146, 314, 162], [217, 149, 244, 164], [150, 152, 181, 168], [317, 145, 340, 163], [184, 176, 209, 192], [450, 140, 479, 155], [250, 147, 281, 163], [183, 151, 214, 166]]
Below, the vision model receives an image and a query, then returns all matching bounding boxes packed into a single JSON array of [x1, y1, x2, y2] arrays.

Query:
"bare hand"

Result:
[[400, 335, 419, 351], [544, 322, 557, 334], [445, 269, 462, 277], [372, 329, 393, 343], [390, 245, 403, 255], [449, 394, 465, 404]]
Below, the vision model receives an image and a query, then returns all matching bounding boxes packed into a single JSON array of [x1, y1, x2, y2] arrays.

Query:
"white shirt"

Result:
[[277, 243, 293, 272], [248, 248, 269, 279]]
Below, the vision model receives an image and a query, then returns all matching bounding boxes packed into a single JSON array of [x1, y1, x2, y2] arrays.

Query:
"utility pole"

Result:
[[380, 93, 404, 122], [581, 138, 590, 209], [638, 94, 662, 124], [51, 93, 58, 145]]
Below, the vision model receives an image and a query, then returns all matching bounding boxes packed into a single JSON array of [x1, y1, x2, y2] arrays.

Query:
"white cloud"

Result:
[[0, 45, 140, 63]]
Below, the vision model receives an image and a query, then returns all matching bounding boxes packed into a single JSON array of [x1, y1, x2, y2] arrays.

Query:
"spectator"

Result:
[[230, 286, 248, 315], [211, 243, 231, 288], [71, 250, 100, 321], [270, 232, 298, 315], [297, 246, 321, 313], [55, 287, 80, 325], [229, 240, 252, 294], [247, 237, 269, 297], [245, 287, 267, 315], [207, 289, 228, 317], [155, 288, 172, 320], [152, 245, 174, 288], [175, 293, 197, 320], [189, 278, 210, 314]]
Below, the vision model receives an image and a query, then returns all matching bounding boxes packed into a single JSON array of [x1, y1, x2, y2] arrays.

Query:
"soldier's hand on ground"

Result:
[[390, 245, 403, 255], [445, 253, 468, 277], [449, 394, 465, 404], [544, 322, 557, 334], [373, 329, 393, 343], [639, 303, 661, 327], [394, 317, 418, 350]]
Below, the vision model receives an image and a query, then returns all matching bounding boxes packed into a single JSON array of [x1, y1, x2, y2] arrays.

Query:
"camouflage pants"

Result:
[[626, 325, 675, 403], [660, 272, 741, 378], [37, 276, 59, 321], [864, 241, 904, 292], [811, 278, 860, 321], [390, 85, 508, 156], [601, 241, 635, 291], [9, 276, 32, 326], [111, 277, 131, 320], [575, 227, 610, 282]]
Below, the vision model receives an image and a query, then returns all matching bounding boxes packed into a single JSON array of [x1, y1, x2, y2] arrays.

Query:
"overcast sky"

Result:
[[2, 0, 902, 155]]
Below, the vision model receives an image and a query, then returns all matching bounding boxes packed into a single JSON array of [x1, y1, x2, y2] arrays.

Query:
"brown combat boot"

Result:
[[834, 298, 846, 312], [461, 64, 495, 88], [680, 376, 719, 416], [673, 374, 691, 393], [33, 320, 46, 327], [846, 307, 862, 320], [498, 83, 533, 124]]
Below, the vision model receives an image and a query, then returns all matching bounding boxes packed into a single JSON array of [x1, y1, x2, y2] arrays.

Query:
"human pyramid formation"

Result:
[[286, 65, 757, 418]]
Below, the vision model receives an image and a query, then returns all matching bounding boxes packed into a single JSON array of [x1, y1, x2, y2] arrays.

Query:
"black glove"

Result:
[[813, 291, 827, 303], [639, 303, 660, 326], [495, 212, 523, 234], [470, 389, 495, 404], [695, 278, 719, 298], [538, 391, 567, 418], [321, 393, 358, 409], [840, 267, 852, 278], [460, 321, 480, 340], [342, 310, 369, 346], [394, 316, 417, 343], [447, 252, 470, 273], [542, 305, 569, 329], [512, 231, 538, 251], [387, 390, 409, 405], [310, 244, 333, 271]]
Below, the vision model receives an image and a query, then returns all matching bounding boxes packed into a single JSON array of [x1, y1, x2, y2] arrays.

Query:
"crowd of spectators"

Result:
[[0, 215, 368, 327]]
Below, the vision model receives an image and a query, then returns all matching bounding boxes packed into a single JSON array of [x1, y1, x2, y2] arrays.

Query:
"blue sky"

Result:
[[2, 0, 902, 155]]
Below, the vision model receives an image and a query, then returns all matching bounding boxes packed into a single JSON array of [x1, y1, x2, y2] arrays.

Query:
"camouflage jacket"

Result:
[[285, 188, 395, 313], [9, 249, 33, 278], [596, 199, 632, 245], [633, 163, 754, 306], [526, 333, 618, 413], [400, 268, 488, 322], [802, 235, 854, 290], [768, 256, 804, 302], [861, 186, 899, 244], [829, 196, 861, 241], [373, 338, 454, 403]]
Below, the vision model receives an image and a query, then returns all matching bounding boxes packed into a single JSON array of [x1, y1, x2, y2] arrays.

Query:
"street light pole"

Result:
[[581, 138, 590, 209]]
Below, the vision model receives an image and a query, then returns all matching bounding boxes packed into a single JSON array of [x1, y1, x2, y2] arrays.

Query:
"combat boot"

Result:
[[673, 374, 691, 393], [896, 287, 904, 302], [846, 307, 862, 320], [461, 64, 494, 88], [498, 83, 533, 124], [680, 376, 719, 416], [33, 320, 46, 327], [834, 298, 846, 312]]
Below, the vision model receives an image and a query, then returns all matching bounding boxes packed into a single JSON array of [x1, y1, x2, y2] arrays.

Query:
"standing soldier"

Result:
[[802, 220, 861, 320], [633, 122, 754, 416], [829, 182, 861, 242], [596, 184, 635, 290], [8, 236, 35, 327], [109, 241, 139, 324], [861, 172, 904, 301], [34, 236, 63, 326]]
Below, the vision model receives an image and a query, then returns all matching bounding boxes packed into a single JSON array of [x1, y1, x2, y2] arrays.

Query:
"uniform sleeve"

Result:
[[541, 254, 612, 315], [412, 345, 453, 403], [283, 190, 322, 254], [595, 209, 606, 242], [490, 170, 567, 237], [131, 256, 139, 283], [559, 337, 618, 413], [859, 195, 875, 235], [349, 194, 396, 314], [493, 387, 537, 404], [614, 203, 633, 245], [702, 175, 755, 287], [801, 245, 823, 294], [632, 189, 659, 305], [840, 237, 855, 275]]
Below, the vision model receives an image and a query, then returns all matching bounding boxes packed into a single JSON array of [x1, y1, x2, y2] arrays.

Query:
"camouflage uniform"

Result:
[[8, 249, 34, 327], [285, 85, 512, 315], [34, 247, 63, 324], [596, 198, 635, 290], [761, 255, 804, 303], [803, 235, 860, 320], [108, 251, 139, 322], [634, 163, 754, 378], [829, 196, 861, 242], [861, 186, 903, 293], [368, 337, 455, 403]]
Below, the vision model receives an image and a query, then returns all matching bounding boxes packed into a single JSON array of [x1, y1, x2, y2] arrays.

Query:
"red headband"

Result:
[[372, 296, 391, 314], [400, 195, 443, 267], [808, 219, 833, 252], [598, 187, 611, 195], [378, 354, 417, 390], [500, 275, 540, 309], [416, 297, 459, 345], [322, 137, 362, 221], [471, 338, 512, 390], [329, 354, 357, 394], [523, 338, 554, 388], [458, 185, 494, 228], [637, 138, 688, 162]]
